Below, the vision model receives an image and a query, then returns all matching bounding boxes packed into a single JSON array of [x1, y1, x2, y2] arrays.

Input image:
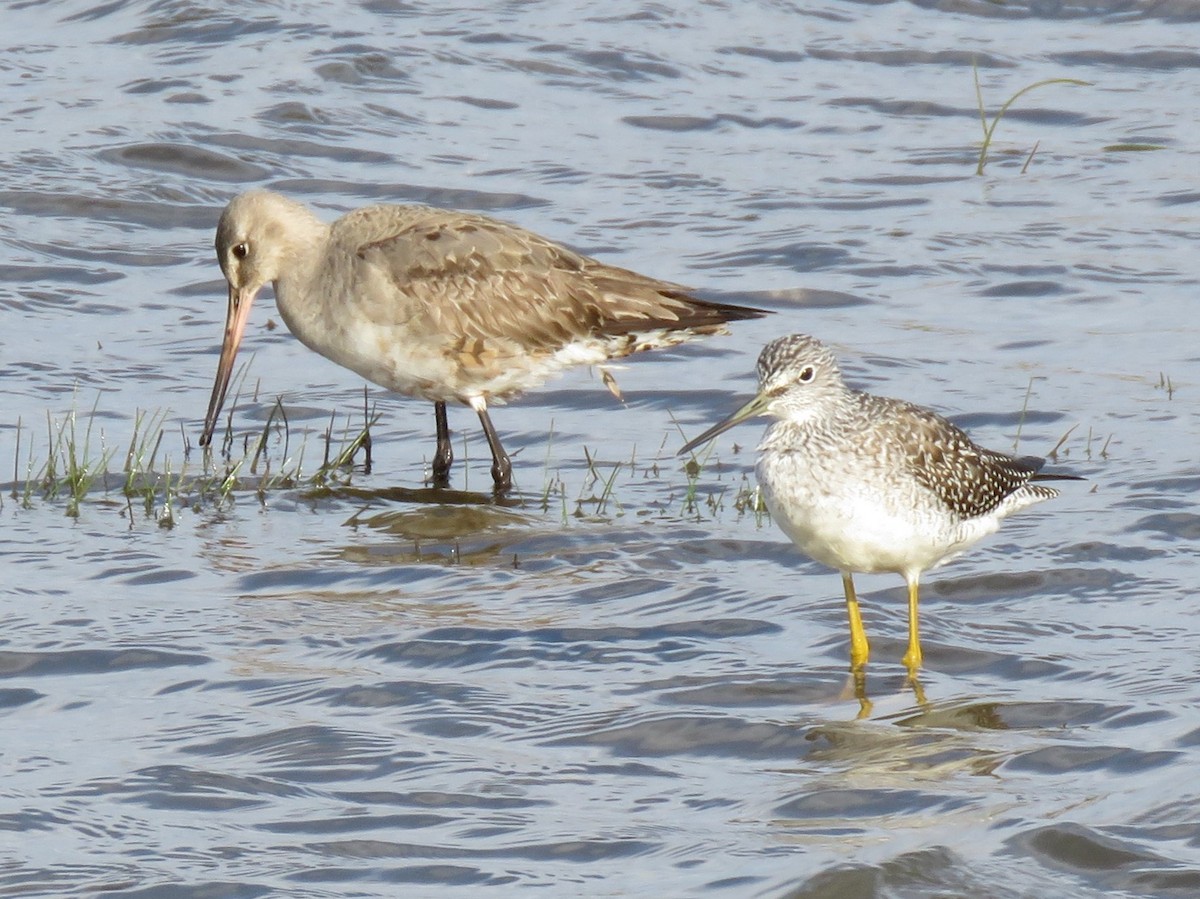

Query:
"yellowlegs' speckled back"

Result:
[[678, 333, 1079, 673], [201, 190, 769, 492]]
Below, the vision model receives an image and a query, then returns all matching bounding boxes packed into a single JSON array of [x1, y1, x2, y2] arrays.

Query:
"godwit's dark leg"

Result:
[[431, 401, 453, 488], [476, 407, 513, 492]]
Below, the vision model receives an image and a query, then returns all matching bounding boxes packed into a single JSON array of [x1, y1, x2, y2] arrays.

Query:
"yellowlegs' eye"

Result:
[[232, 242, 250, 260], [798, 365, 815, 383]]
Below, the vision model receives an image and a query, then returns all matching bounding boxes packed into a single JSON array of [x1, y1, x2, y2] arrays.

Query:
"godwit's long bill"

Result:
[[200, 190, 767, 491]]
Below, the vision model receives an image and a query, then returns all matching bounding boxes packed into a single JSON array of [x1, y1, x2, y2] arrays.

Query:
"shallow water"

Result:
[[2, 1, 1200, 896]]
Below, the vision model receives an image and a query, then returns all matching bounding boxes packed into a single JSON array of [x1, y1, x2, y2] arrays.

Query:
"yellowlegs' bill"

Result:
[[678, 333, 1079, 673], [201, 190, 769, 492]]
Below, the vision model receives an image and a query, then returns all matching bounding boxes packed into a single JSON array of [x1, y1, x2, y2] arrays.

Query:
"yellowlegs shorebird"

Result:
[[679, 333, 1078, 673]]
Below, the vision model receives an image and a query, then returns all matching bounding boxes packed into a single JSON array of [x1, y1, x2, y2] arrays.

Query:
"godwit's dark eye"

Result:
[[232, 242, 250, 260], [798, 365, 815, 382]]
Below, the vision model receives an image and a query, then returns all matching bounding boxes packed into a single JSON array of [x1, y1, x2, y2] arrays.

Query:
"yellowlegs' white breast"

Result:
[[200, 190, 769, 493], [679, 333, 1080, 673]]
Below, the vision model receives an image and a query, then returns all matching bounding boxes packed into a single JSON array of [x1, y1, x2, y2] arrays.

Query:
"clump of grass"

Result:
[[313, 388, 379, 485], [669, 444, 770, 525], [675, 430, 740, 520], [59, 406, 109, 517], [671, 411, 716, 518], [1046, 424, 1078, 463], [538, 421, 570, 521], [9, 389, 379, 521], [157, 457, 182, 529], [123, 408, 168, 494], [1012, 376, 1040, 453], [973, 63, 1090, 175], [576, 446, 623, 518], [733, 473, 769, 522], [119, 407, 188, 526], [199, 389, 376, 505], [1156, 372, 1174, 400], [680, 452, 703, 516], [1011, 376, 1095, 465], [14, 395, 117, 517], [1083, 427, 1113, 461], [9, 391, 774, 530], [673, 407, 761, 521], [541, 472, 569, 523]]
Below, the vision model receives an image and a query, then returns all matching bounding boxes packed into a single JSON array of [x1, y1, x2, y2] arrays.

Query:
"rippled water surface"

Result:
[[3, 1, 1200, 896]]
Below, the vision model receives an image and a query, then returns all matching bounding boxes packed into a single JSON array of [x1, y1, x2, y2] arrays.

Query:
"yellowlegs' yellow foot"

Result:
[[201, 190, 769, 492], [678, 333, 1080, 673]]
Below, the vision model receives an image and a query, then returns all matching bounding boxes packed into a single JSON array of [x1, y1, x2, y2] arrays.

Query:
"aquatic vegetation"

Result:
[[675, 432, 763, 522], [1011, 377, 1106, 465], [1084, 427, 1113, 462], [12, 394, 116, 518], [6, 396, 376, 522], [973, 64, 1090, 175], [578, 446, 624, 518], [6, 381, 1092, 545], [1103, 143, 1167, 153], [1156, 372, 1174, 400], [5, 394, 773, 531]]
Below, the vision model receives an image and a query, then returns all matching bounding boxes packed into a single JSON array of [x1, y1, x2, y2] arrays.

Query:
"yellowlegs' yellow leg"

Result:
[[902, 575, 922, 673], [842, 571, 870, 670], [834, 668, 873, 717], [908, 674, 929, 708], [852, 668, 873, 719]]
